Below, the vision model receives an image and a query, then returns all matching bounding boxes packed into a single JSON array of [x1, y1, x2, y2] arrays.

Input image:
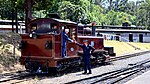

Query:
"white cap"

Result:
[[65, 29, 69, 32]]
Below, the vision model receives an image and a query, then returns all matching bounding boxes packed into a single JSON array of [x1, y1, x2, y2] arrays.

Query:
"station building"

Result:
[[82, 24, 150, 43], [97, 28, 150, 43]]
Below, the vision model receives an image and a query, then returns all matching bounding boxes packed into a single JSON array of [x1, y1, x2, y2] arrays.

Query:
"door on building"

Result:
[[116, 34, 120, 41], [139, 34, 143, 42], [129, 33, 133, 42]]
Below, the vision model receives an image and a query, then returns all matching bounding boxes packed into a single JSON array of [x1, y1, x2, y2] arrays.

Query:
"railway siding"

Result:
[[34, 51, 150, 84]]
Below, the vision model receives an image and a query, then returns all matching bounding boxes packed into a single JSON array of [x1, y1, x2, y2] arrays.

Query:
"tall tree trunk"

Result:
[[25, 0, 35, 33]]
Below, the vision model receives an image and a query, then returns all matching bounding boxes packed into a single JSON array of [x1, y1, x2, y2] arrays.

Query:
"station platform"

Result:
[[125, 70, 150, 84]]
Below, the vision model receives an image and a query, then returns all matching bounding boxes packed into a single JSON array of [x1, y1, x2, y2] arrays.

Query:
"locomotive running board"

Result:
[[21, 56, 53, 59], [54, 56, 80, 61]]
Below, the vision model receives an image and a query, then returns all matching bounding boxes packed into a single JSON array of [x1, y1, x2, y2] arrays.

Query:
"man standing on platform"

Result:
[[75, 40, 95, 74], [62, 29, 74, 58]]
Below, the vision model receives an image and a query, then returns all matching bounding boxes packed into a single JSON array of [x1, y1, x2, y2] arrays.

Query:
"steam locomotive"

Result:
[[19, 18, 111, 73]]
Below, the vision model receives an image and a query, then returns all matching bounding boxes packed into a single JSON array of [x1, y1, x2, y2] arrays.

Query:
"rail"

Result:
[[66, 52, 150, 84]]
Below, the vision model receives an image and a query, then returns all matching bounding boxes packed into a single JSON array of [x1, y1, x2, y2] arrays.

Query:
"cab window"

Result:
[[51, 24, 60, 35], [69, 27, 77, 40], [30, 22, 60, 35], [30, 23, 37, 32]]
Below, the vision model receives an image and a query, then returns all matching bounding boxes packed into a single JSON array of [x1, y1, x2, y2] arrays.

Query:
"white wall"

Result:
[[98, 32, 150, 43]]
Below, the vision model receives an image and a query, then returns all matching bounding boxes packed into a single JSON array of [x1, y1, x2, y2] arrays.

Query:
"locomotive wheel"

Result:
[[101, 54, 106, 63], [56, 63, 68, 72], [25, 61, 39, 73], [25, 62, 34, 72], [94, 52, 106, 63]]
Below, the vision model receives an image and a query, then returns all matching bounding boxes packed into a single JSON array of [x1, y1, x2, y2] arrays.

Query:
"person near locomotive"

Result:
[[62, 29, 74, 58], [75, 40, 95, 74]]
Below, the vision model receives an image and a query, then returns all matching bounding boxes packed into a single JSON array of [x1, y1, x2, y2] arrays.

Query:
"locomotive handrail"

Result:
[[21, 56, 54, 59]]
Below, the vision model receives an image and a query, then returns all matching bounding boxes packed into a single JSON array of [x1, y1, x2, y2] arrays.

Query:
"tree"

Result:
[[57, 1, 84, 22], [0, 0, 149, 28], [0, 0, 15, 19], [134, 0, 150, 29]]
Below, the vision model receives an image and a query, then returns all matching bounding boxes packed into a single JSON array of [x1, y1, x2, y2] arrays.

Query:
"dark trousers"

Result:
[[83, 58, 91, 73], [62, 46, 66, 57]]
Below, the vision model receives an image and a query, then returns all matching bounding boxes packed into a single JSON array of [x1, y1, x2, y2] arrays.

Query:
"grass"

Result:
[[104, 40, 150, 56]]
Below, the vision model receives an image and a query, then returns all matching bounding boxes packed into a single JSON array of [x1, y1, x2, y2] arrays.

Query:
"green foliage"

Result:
[[33, 10, 47, 18], [0, 0, 150, 28], [33, 0, 55, 11], [76, 0, 104, 24], [0, 0, 14, 19], [58, 1, 84, 22]]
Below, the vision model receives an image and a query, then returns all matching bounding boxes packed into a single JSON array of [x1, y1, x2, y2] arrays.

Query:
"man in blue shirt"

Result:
[[75, 40, 95, 74], [62, 29, 74, 58]]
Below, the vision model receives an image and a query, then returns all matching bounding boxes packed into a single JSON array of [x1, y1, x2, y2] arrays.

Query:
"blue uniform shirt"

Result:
[[77, 43, 95, 59], [62, 31, 73, 47]]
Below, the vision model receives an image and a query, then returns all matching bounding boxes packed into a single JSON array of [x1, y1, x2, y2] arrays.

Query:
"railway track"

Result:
[[66, 58, 150, 84], [0, 50, 150, 84], [0, 70, 35, 84], [108, 50, 150, 62]]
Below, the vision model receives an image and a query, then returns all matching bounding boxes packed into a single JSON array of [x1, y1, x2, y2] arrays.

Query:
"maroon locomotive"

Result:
[[19, 18, 110, 73]]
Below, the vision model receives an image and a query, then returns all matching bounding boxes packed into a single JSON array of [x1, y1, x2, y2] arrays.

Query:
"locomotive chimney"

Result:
[[92, 22, 96, 36]]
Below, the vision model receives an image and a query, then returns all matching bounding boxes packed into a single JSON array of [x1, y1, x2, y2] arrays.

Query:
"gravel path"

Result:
[[29, 52, 150, 84], [4, 52, 150, 84]]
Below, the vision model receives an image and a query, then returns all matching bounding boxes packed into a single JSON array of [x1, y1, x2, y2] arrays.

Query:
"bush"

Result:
[[0, 33, 21, 69], [0, 55, 20, 67]]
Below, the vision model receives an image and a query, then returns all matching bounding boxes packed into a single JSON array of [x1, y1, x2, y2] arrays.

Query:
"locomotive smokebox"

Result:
[[92, 22, 96, 36]]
